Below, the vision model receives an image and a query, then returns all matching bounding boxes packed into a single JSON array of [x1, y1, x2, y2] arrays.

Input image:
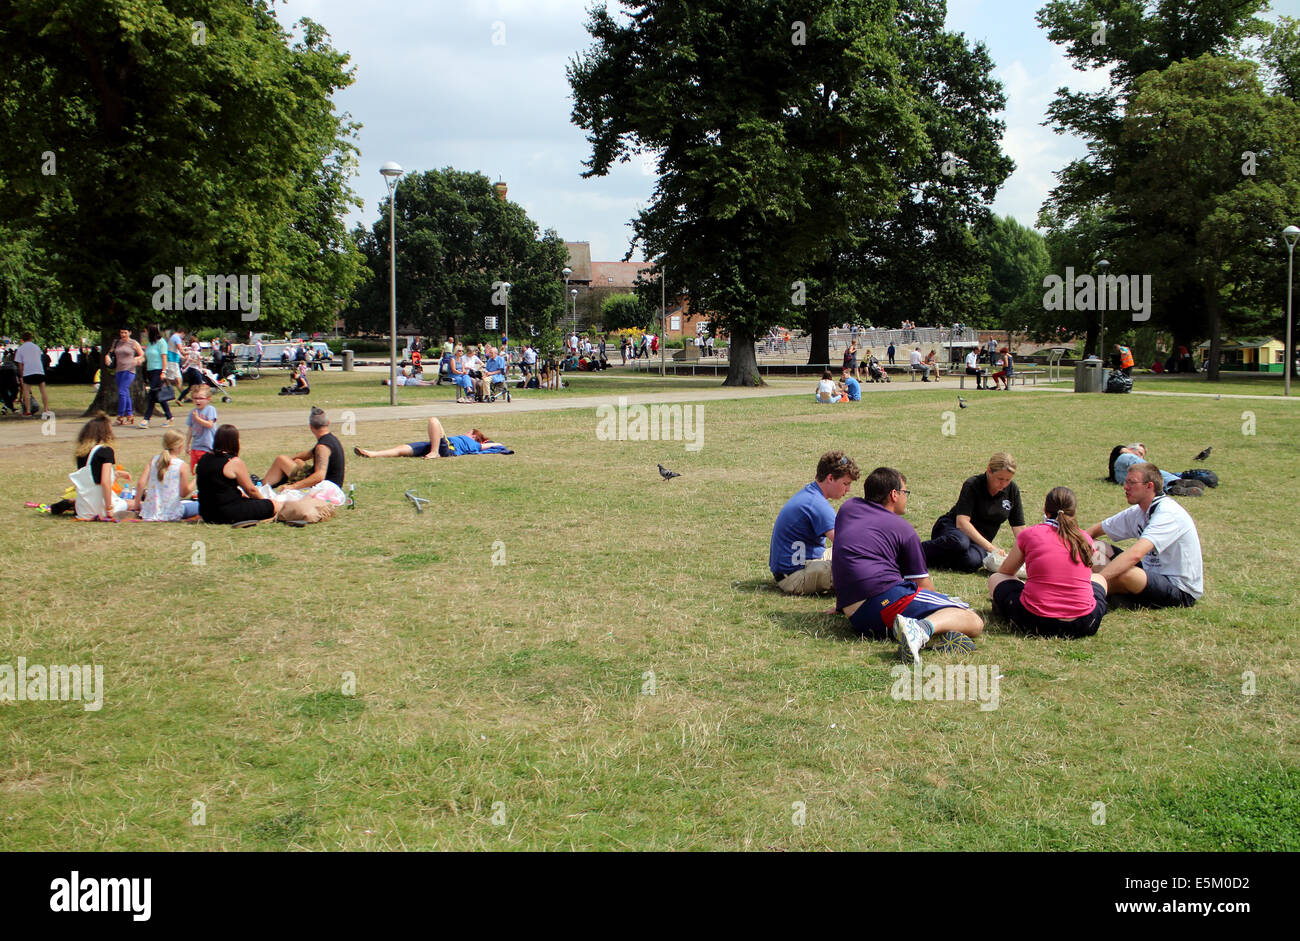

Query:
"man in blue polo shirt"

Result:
[[769, 451, 860, 594], [831, 466, 984, 664]]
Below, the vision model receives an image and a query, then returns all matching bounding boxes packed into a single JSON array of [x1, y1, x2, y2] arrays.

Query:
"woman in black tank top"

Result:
[[197, 425, 282, 525]]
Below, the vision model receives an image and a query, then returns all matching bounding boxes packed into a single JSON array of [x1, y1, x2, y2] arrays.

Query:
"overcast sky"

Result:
[[289, 0, 1299, 264]]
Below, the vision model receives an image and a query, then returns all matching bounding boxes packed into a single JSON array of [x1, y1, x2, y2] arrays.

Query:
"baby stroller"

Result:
[[866, 359, 889, 383], [0, 359, 18, 414]]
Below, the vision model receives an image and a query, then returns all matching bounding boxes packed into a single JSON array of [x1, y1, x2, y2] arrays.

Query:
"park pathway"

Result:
[[1, 374, 1291, 447]]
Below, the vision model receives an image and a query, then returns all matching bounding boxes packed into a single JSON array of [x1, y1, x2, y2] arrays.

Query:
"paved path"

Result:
[[2, 375, 1291, 447]]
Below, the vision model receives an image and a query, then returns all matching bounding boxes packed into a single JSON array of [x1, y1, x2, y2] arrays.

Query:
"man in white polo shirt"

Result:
[[14, 332, 49, 417], [1086, 461, 1203, 608]]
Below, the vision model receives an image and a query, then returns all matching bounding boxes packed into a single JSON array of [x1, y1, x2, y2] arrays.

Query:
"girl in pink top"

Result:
[[987, 487, 1109, 637]]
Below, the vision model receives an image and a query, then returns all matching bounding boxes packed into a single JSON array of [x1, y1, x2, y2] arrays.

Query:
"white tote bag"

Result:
[[70, 445, 126, 519]]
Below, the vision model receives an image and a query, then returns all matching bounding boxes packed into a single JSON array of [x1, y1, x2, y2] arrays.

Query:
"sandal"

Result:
[[114, 417, 125, 425], [231, 519, 260, 529]]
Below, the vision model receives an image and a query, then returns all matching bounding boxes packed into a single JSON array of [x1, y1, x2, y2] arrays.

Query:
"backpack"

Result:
[[1179, 469, 1219, 488]]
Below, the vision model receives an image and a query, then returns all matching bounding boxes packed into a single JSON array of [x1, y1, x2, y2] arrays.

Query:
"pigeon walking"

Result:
[[1193, 446, 1212, 462], [405, 490, 431, 513], [657, 464, 681, 481]]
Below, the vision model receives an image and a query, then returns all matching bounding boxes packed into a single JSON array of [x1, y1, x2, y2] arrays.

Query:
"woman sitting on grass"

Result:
[[196, 424, 284, 526], [62, 413, 133, 521], [130, 428, 199, 521], [353, 416, 512, 459], [987, 487, 1108, 637]]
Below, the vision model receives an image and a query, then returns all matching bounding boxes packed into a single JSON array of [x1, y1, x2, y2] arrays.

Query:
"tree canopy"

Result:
[[0, 0, 364, 341], [345, 168, 569, 348], [569, 0, 930, 384]]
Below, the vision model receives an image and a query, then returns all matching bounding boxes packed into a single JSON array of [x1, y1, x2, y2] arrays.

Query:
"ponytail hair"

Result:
[[157, 428, 185, 481], [1044, 486, 1091, 567]]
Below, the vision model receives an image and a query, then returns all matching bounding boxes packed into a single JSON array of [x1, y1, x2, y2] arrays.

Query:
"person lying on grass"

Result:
[[352, 416, 512, 459]]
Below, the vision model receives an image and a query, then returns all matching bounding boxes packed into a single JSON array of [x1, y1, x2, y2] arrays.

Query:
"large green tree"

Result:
[[0, 0, 364, 406], [569, 0, 927, 385], [1113, 55, 1300, 379], [346, 169, 568, 346], [795, 0, 1013, 364], [1035, 0, 1271, 354], [977, 214, 1051, 338]]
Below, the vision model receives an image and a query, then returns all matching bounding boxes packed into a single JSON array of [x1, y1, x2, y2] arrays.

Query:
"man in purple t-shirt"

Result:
[[831, 467, 984, 664]]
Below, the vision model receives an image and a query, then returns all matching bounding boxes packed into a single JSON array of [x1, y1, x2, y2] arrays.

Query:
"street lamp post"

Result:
[[500, 281, 511, 351], [1096, 258, 1110, 363], [1284, 226, 1299, 397], [380, 161, 404, 406], [562, 267, 572, 338], [660, 262, 667, 377], [570, 289, 578, 329]]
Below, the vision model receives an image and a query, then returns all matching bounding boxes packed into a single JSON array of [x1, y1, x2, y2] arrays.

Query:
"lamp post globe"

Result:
[[380, 162, 404, 405]]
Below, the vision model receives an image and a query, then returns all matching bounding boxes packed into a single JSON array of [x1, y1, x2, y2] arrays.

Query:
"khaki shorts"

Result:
[[775, 554, 834, 595]]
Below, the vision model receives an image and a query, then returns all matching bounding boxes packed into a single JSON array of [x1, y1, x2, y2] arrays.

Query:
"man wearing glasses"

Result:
[[1086, 462, 1203, 608], [832, 467, 984, 664], [769, 451, 861, 594]]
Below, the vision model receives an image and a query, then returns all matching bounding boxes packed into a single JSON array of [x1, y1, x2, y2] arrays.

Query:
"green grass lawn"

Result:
[[2, 382, 1297, 850]]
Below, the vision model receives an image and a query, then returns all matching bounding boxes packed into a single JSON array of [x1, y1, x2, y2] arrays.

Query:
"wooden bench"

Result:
[[958, 368, 1048, 389]]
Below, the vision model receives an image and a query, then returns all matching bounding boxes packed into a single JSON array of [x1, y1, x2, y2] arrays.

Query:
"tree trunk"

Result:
[[806, 308, 829, 367], [723, 325, 763, 386]]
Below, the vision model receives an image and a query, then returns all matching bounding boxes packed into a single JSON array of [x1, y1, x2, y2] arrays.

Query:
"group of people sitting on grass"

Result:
[[48, 406, 350, 526], [769, 448, 1206, 664]]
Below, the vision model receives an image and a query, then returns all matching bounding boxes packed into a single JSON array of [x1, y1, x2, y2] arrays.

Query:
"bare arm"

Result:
[[179, 462, 195, 499], [225, 456, 260, 498], [955, 514, 996, 554], [1100, 537, 1154, 583], [997, 544, 1025, 576], [285, 444, 327, 490], [1084, 522, 1106, 540]]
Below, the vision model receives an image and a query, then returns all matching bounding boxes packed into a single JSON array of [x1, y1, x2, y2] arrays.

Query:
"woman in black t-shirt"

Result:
[[921, 452, 1026, 572], [61, 413, 132, 520], [196, 424, 283, 526]]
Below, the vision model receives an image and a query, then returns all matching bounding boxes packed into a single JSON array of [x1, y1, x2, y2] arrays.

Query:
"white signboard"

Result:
[[484, 316, 498, 329], [670, 316, 681, 330]]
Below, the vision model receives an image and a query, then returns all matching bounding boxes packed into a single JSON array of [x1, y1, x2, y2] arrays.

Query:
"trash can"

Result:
[[1074, 356, 1106, 393], [342, 349, 354, 372]]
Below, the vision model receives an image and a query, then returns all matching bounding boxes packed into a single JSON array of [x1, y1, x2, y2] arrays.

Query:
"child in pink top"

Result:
[[987, 487, 1109, 637]]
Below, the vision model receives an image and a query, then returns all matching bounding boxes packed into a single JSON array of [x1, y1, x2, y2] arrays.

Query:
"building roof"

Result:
[[1195, 337, 1282, 350], [589, 261, 655, 290]]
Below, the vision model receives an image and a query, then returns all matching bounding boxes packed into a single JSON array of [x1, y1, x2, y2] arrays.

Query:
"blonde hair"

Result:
[[988, 452, 1017, 475], [157, 429, 185, 481]]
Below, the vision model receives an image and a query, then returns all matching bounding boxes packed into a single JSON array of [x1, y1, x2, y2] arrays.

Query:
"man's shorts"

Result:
[[774, 557, 833, 595], [22, 373, 45, 386], [993, 579, 1107, 637], [847, 581, 969, 638], [1133, 570, 1197, 608]]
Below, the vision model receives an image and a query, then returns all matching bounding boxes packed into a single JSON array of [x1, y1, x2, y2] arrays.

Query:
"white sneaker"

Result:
[[1016, 564, 1027, 580], [893, 615, 930, 666], [982, 550, 1003, 573]]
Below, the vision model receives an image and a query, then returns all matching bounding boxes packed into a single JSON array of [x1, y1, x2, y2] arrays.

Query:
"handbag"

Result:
[[69, 445, 108, 517], [157, 383, 175, 402]]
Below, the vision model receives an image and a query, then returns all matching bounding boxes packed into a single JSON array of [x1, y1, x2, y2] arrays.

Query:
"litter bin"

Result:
[[1074, 356, 1106, 393], [342, 349, 354, 372]]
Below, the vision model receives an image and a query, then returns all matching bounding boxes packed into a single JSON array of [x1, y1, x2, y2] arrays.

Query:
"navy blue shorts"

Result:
[[993, 579, 1107, 638], [847, 582, 969, 639], [1133, 570, 1197, 608], [407, 438, 453, 458]]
